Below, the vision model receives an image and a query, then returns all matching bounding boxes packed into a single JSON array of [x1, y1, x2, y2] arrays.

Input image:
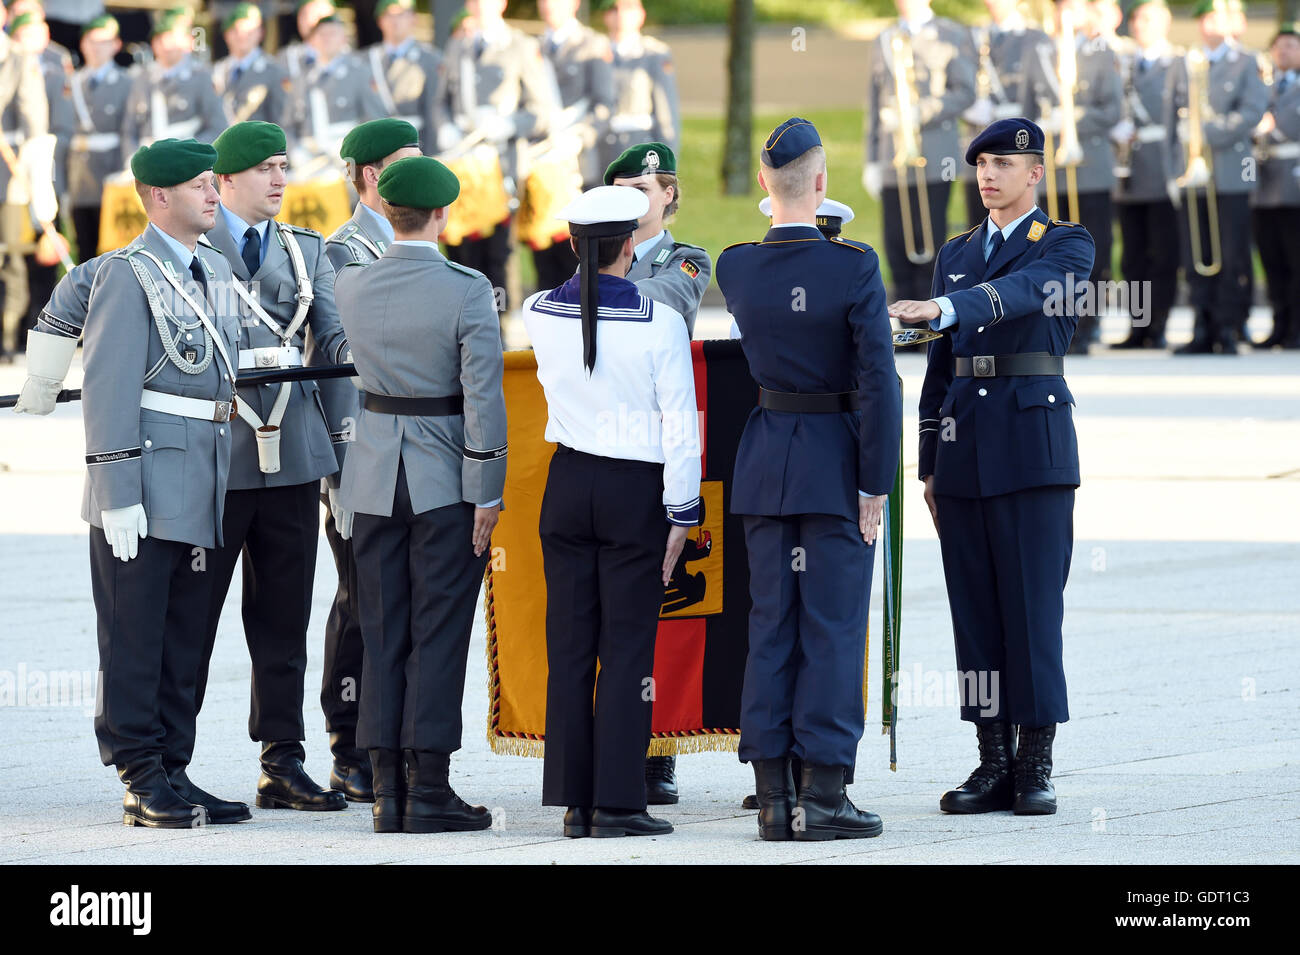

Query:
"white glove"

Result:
[[475, 107, 516, 143], [13, 330, 78, 415], [101, 504, 148, 562], [328, 487, 353, 540], [436, 121, 463, 152], [878, 106, 899, 134], [963, 97, 994, 128], [862, 163, 883, 201], [1109, 118, 1135, 145], [1165, 179, 1182, 209]]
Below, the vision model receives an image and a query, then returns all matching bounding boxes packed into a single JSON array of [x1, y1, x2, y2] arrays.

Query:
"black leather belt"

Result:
[[954, 353, 1064, 378], [363, 392, 464, 415], [758, 387, 860, 413]]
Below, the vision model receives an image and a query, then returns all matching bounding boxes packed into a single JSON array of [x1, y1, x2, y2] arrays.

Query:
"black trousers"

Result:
[[1252, 205, 1300, 346], [531, 240, 578, 294], [72, 206, 102, 264], [90, 532, 207, 767], [184, 481, 321, 769], [1048, 189, 1112, 347], [1181, 191, 1253, 345], [539, 447, 666, 811], [319, 488, 365, 757], [445, 224, 511, 312], [1117, 199, 1180, 343], [882, 180, 951, 301], [354, 462, 487, 753]]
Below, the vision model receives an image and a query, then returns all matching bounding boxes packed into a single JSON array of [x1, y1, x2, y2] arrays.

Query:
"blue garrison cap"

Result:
[[761, 117, 822, 168], [965, 117, 1045, 165]]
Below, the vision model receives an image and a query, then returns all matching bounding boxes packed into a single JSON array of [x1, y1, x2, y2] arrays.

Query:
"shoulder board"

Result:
[[281, 222, 323, 240], [445, 260, 478, 278], [950, 224, 982, 244], [720, 240, 759, 254], [1050, 219, 1081, 227], [829, 236, 871, 253], [671, 241, 707, 255], [327, 222, 359, 244]]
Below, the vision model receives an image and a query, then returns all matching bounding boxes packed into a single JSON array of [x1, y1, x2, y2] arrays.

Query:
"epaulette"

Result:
[[445, 260, 479, 278], [720, 240, 759, 254], [829, 236, 871, 253], [954, 224, 982, 243], [671, 241, 707, 254], [280, 222, 323, 240], [327, 222, 359, 244], [1050, 219, 1081, 227]]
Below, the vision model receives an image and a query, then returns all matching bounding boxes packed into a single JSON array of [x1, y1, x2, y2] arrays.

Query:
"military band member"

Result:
[[214, 3, 290, 128], [863, 0, 976, 303], [332, 156, 506, 834], [439, 0, 557, 309], [1250, 26, 1300, 350], [962, 0, 1053, 229], [722, 118, 900, 842], [363, 0, 445, 150], [194, 121, 351, 813], [1167, 0, 1268, 354], [68, 15, 130, 264], [286, 14, 387, 160], [1111, 0, 1179, 350], [81, 139, 244, 827], [523, 185, 698, 839], [316, 118, 422, 802], [891, 118, 1094, 816], [278, 0, 339, 84], [121, 11, 226, 159], [1024, 0, 1122, 354], [598, 0, 680, 172]]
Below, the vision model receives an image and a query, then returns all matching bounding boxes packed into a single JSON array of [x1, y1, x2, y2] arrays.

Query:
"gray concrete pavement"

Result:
[[0, 330, 1297, 864]]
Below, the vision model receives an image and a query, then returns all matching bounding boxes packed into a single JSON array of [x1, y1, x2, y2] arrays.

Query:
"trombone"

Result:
[[890, 29, 935, 264], [1043, 5, 1082, 222], [1176, 49, 1221, 276]]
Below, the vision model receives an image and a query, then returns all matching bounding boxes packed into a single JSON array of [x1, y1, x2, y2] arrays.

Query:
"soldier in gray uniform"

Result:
[[863, 0, 976, 302], [0, 6, 48, 364], [1250, 25, 1300, 350], [68, 15, 132, 263], [278, 0, 339, 86], [1111, 0, 1180, 350], [214, 3, 290, 128], [120, 11, 227, 159], [1166, 0, 1268, 354], [285, 14, 386, 160], [1024, 0, 1123, 352], [80, 139, 244, 827], [194, 121, 352, 812], [362, 0, 446, 151], [333, 156, 507, 834], [962, 0, 1053, 229], [314, 118, 421, 802], [598, 0, 680, 171], [439, 0, 557, 309]]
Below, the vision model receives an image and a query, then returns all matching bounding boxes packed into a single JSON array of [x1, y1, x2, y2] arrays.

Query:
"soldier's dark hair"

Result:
[[380, 201, 434, 233], [569, 231, 635, 269]]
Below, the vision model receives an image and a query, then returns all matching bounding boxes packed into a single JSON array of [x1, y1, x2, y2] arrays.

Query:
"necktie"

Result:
[[1279, 73, 1292, 97], [987, 228, 1005, 262], [231, 64, 244, 86], [241, 226, 261, 276], [188, 256, 208, 303]]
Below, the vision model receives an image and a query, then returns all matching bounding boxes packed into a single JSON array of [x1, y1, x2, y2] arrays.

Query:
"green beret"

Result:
[[151, 11, 188, 37], [1192, 0, 1229, 17], [81, 14, 120, 37], [376, 0, 414, 15], [222, 2, 262, 32], [131, 138, 217, 187], [377, 156, 460, 210], [8, 11, 39, 31], [603, 142, 676, 185], [340, 118, 420, 166], [213, 122, 287, 175], [311, 13, 343, 33], [449, 8, 470, 29]]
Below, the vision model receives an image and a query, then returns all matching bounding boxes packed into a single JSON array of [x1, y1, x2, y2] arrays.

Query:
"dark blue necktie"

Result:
[[987, 228, 1005, 262], [1280, 73, 1292, 96], [188, 256, 208, 301], [241, 226, 261, 276]]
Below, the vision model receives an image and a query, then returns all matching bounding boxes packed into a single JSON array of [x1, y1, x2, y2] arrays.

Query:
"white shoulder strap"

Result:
[[275, 222, 315, 342], [369, 46, 399, 115]]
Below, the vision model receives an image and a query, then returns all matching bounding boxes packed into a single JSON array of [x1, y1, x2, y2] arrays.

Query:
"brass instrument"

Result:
[[889, 29, 935, 265], [1176, 49, 1222, 276], [1044, 5, 1082, 222]]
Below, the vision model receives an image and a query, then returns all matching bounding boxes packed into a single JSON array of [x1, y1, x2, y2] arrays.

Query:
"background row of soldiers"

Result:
[[865, 0, 1300, 354], [0, 0, 680, 362]]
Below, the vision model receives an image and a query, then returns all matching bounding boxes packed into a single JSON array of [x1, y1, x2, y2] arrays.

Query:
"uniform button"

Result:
[[978, 388, 988, 397], [977, 326, 984, 333], [144, 439, 152, 449], [219, 427, 226, 436], [186, 333, 194, 341], [1048, 394, 1056, 403]]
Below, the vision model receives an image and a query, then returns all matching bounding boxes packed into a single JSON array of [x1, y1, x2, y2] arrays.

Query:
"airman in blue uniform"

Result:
[[890, 117, 1094, 817]]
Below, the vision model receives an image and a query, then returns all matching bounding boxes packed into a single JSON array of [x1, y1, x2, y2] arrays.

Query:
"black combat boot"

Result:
[[793, 763, 882, 841], [939, 722, 1017, 814], [168, 767, 250, 823], [120, 759, 208, 828], [752, 758, 795, 841], [255, 741, 347, 811], [369, 748, 403, 833], [328, 731, 374, 803], [1013, 724, 1058, 815], [645, 755, 679, 805], [403, 750, 492, 833]]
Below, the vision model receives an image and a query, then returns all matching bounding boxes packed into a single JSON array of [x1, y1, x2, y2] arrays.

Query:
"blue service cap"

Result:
[[965, 117, 1045, 165], [761, 117, 822, 168]]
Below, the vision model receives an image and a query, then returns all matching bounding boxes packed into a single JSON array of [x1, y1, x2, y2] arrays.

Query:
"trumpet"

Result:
[[890, 28, 935, 265], [1176, 48, 1221, 277], [1043, 5, 1082, 222]]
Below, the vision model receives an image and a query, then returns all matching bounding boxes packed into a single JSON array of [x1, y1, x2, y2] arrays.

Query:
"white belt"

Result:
[[141, 388, 235, 422], [1136, 124, 1166, 144], [71, 132, 122, 152], [237, 345, 303, 370], [1263, 142, 1300, 160], [610, 114, 653, 133]]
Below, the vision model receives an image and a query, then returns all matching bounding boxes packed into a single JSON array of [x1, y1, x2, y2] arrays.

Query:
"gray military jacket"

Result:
[[206, 214, 350, 490], [80, 225, 241, 550], [0, 31, 49, 199], [542, 24, 614, 189], [1163, 45, 1270, 196], [122, 57, 227, 157], [961, 26, 1052, 177], [361, 39, 446, 149], [1115, 48, 1180, 204], [335, 243, 507, 517], [68, 63, 132, 208], [286, 53, 387, 152], [38, 45, 76, 196], [213, 49, 290, 127], [865, 17, 976, 186], [602, 34, 680, 173], [625, 229, 710, 337], [1252, 70, 1300, 208]]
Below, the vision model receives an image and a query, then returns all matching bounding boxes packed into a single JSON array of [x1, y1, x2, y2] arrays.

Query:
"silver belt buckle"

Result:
[[972, 356, 996, 378], [212, 400, 230, 422], [258, 350, 278, 367]]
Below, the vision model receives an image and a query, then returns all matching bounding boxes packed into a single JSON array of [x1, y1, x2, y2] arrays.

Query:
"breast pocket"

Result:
[[1015, 379, 1076, 469], [140, 418, 187, 521]]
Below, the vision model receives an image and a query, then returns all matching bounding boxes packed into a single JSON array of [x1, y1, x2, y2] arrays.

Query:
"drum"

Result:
[[277, 176, 351, 237], [441, 145, 511, 246], [97, 178, 149, 255], [516, 158, 581, 252]]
